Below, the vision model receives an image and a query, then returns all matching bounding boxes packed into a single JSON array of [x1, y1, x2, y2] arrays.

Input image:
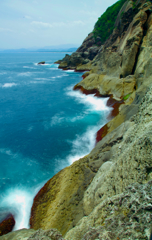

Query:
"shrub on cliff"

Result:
[[93, 0, 127, 43]]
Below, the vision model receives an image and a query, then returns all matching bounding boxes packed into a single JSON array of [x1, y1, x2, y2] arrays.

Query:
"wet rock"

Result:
[[0, 214, 15, 236], [74, 74, 136, 101], [38, 61, 45, 65]]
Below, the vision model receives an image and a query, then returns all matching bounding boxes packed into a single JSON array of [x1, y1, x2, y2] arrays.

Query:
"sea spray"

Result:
[[0, 52, 111, 230], [1, 185, 42, 230]]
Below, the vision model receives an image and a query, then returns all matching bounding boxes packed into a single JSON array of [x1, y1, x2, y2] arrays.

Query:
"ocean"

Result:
[[0, 52, 110, 230]]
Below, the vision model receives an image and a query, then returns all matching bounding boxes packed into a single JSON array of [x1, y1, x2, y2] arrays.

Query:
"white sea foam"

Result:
[[64, 70, 75, 72], [54, 124, 104, 173], [1, 186, 42, 230], [18, 72, 32, 77], [50, 114, 64, 127], [48, 68, 60, 70], [2, 83, 17, 88], [35, 63, 56, 67], [0, 148, 47, 230], [49, 112, 85, 127], [34, 78, 51, 81], [67, 125, 101, 165], [23, 66, 36, 69], [54, 86, 111, 170], [51, 76, 62, 79], [30, 81, 45, 84], [66, 85, 110, 112]]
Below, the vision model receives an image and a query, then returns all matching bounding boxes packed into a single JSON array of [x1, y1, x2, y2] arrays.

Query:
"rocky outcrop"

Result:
[[64, 82, 152, 240], [58, 33, 100, 70], [0, 214, 15, 237], [74, 1, 152, 99], [29, 1, 152, 239], [38, 61, 45, 65], [58, 53, 90, 70], [1, 0, 152, 239], [74, 74, 136, 101], [30, 156, 96, 236], [29, 80, 152, 240]]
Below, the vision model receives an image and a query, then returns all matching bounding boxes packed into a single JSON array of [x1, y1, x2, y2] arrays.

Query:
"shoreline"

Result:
[[1, 0, 152, 238], [0, 64, 111, 234]]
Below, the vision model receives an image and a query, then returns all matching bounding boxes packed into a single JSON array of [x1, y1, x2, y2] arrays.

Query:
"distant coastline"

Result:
[[0, 45, 79, 53]]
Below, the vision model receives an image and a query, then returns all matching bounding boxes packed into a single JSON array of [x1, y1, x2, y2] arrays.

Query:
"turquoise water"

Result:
[[0, 52, 110, 229]]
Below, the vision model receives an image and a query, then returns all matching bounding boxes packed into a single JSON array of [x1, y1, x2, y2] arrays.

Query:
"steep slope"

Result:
[[1, 0, 152, 239], [28, 1, 152, 239]]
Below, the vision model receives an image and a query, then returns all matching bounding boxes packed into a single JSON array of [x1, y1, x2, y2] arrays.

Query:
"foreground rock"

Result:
[[29, 80, 152, 240], [0, 228, 64, 240], [26, 1, 152, 239], [65, 84, 152, 239], [30, 156, 96, 236], [0, 214, 15, 237], [0, 229, 35, 240], [75, 181, 152, 240], [38, 61, 45, 65]]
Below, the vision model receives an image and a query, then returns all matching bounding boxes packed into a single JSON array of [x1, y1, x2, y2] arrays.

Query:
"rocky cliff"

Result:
[[1, 0, 152, 239]]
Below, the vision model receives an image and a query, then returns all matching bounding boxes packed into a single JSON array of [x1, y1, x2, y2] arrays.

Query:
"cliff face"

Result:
[[1, 0, 152, 239], [28, 1, 152, 239]]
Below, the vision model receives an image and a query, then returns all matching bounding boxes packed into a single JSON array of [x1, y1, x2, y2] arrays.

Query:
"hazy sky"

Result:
[[0, 0, 117, 49]]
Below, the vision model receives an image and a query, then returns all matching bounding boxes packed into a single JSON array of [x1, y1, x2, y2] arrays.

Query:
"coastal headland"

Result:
[[1, 0, 152, 239]]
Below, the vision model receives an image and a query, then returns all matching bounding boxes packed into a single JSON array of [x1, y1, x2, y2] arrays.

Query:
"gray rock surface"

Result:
[[65, 84, 152, 240], [0, 229, 35, 240], [0, 229, 64, 240], [27, 228, 64, 240]]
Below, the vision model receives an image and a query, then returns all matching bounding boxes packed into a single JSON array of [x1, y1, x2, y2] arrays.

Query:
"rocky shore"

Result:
[[1, 0, 152, 239]]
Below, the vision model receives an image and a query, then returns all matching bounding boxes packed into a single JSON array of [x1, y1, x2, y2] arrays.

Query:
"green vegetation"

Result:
[[123, 93, 131, 100], [93, 0, 127, 44]]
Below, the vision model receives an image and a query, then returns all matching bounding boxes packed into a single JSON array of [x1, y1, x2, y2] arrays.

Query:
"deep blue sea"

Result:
[[0, 52, 110, 230]]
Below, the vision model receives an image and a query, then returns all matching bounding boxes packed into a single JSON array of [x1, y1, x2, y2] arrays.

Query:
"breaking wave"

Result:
[[2, 83, 17, 88]]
